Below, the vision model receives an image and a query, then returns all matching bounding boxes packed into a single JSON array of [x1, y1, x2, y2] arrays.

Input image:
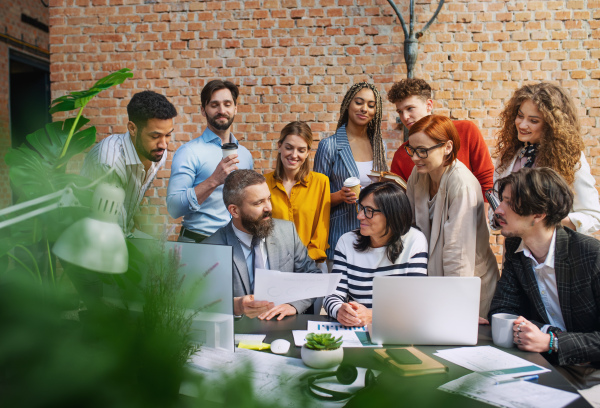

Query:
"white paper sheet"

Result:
[[439, 372, 579, 408], [434, 345, 550, 381], [186, 347, 366, 407], [234, 333, 266, 345], [293, 321, 376, 348], [253, 268, 342, 305], [579, 383, 600, 408], [306, 321, 367, 332]]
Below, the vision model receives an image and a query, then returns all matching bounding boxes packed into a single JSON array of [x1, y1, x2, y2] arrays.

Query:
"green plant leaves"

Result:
[[49, 68, 134, 114], [5, 117, 96, 200], [305, 332, 343, 350]]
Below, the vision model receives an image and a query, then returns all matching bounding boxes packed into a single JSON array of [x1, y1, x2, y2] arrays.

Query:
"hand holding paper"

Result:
[[253, 268, 342, 305]]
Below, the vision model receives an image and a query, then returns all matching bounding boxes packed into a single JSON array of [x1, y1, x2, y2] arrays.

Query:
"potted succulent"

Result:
[[301, 333, 344, 369]]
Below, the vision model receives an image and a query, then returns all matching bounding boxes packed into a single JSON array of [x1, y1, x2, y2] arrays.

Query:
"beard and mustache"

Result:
[[241, 210, 274, 239], [207, 112, 235, 131]]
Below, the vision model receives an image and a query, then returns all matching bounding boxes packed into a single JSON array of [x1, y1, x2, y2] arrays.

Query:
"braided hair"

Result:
[[337, 82, 388, 172]]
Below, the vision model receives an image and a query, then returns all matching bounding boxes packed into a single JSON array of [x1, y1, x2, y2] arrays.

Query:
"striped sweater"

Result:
[[324, 227, 429, 319]]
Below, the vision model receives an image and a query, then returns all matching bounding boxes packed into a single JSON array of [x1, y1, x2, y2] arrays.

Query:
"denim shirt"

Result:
[[166, 128, 253, 236]]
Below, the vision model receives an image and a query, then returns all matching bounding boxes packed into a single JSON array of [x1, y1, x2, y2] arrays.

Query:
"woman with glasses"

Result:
[[405, 115, 499, 318], [493, 82, 600, 235], [265, 121, 330, 263], [324, 182, 428, 327], [313, 82, 388, 268]]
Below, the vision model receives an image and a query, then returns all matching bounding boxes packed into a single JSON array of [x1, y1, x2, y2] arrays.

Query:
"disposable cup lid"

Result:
[[343, 177, 360, 187]]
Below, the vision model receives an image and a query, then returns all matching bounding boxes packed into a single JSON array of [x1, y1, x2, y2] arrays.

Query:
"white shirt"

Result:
[[355, 160, 373, 189], [516, 229, 567, 331], [231, 223, 270, 287], [80, 132, 164, 235]]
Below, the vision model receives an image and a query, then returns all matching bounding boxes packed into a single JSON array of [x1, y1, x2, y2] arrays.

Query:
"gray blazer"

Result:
[[406, 160, 499, 317], [204, 218, 319, 314]]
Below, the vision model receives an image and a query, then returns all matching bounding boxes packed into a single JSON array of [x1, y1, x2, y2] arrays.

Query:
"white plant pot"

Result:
[[301, 345, 344, 369]]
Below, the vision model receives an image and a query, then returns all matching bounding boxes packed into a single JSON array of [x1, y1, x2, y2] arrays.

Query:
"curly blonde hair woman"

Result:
[[493, 82, 600, 234]]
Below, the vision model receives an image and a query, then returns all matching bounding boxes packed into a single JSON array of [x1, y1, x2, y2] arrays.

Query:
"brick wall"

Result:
[[48, 0, 600, 248], [0, 0, 49, 207]]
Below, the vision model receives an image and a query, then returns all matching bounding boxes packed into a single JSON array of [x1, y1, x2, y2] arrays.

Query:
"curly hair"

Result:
[[494, 82, 583, 185], [337, 82, 388, 172], [127, 90, 177, 130], [387, 78, 432, 104]]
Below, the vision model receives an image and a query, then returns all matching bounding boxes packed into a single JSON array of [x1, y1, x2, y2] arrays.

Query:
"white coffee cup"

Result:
[[343, 177, 361, 198], [491, 313, 518, 348], [222, 143, 238, 158]]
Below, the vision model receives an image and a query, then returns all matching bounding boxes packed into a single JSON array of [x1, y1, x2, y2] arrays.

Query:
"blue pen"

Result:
[[495, 375, 539, 385]]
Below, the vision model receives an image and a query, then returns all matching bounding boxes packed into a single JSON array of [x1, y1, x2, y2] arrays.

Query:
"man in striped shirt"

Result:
[[81, 90, 177, 235]]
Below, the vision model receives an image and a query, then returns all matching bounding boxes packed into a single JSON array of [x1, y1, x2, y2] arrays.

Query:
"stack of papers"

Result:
[[434, 346, 549, 381], [440, 372, 579, 408], [434, 346, 579, 408]]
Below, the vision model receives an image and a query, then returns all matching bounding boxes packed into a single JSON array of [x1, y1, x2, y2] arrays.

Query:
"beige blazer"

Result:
[[406, 160, 499, 317]]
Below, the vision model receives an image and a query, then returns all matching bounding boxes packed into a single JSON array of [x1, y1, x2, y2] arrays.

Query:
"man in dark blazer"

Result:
[[205, 170, 319, 320], [489, 167, 600, 388]]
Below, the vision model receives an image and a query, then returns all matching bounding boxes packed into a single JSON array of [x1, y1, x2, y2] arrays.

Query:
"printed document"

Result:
[[254, 268, 341, 305], [440, 372, 579, 408]]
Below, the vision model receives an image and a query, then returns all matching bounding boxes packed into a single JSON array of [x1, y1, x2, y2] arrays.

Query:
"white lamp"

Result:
[[52, 183, 128, 274]]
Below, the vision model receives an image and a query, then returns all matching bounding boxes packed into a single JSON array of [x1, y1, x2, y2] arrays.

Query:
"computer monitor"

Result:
[[116, 239, 235, 352]]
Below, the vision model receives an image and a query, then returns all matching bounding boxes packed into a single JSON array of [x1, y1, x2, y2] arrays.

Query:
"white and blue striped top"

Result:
[[324, 227, 429, 319], [81, 132, 165, 234]]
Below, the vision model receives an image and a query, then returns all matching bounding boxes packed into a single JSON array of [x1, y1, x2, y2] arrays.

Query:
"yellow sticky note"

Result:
[[238, 342, 271, 351]]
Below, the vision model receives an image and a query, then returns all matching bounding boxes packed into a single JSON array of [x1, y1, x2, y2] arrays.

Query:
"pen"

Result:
[[495, 375, 539, 385]]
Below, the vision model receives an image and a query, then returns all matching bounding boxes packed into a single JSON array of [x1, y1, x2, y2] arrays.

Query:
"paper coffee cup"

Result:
[[491, 313, 518, 348], [343, 177, 361, 198], [222, 143, 238, 158]]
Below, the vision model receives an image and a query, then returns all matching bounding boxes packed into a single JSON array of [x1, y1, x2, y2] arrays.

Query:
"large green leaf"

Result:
[[50, 68, 133, 114], [5, 118, 96, 199]]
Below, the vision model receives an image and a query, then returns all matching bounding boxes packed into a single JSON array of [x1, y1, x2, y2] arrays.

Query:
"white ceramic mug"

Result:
[[491, 313, 518, 348]]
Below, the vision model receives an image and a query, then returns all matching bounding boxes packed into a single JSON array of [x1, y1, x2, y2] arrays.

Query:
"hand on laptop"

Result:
[[234, 295, 274, 318], [258, 303, 297, 321], [337, 301, 372, 327]]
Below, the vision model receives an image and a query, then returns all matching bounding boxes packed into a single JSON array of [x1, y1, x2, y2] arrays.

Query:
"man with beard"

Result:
[[81, 90, 177, 235], [489, 167, 600, 389], [205, 170, 319, 319], [167, 80, 253, 243]]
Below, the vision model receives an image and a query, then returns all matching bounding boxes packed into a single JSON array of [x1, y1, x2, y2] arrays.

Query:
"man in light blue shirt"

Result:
[[167, 80, 253, 242]]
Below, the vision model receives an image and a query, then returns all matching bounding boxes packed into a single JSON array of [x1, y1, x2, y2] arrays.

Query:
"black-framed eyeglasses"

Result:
[[404, 142, 446, 159], [356, 204, 382, 219]]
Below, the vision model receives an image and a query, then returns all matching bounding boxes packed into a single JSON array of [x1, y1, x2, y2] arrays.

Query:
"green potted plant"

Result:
[[301, 333, 344, 369]]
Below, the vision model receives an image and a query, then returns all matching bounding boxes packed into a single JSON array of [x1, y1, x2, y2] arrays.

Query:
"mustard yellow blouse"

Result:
[[265, 171, 330, 262]]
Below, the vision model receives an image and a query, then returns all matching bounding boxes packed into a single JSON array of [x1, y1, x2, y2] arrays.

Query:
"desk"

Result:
[[235, 314, 590, 408]]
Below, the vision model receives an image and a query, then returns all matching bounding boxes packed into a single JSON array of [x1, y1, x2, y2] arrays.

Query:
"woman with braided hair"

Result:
[[493, 82, 600, 234], [314, 82, 388, 264]]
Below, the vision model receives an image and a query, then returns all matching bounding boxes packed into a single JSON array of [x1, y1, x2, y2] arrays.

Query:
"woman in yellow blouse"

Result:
[[265, 121, 331, 262]]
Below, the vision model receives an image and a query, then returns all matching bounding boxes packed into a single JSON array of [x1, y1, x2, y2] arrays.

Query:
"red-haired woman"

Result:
[[405, 115, 499, 318]]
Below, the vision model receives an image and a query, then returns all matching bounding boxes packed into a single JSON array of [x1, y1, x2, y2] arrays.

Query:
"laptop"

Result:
[[370, 276, 480, 345]]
